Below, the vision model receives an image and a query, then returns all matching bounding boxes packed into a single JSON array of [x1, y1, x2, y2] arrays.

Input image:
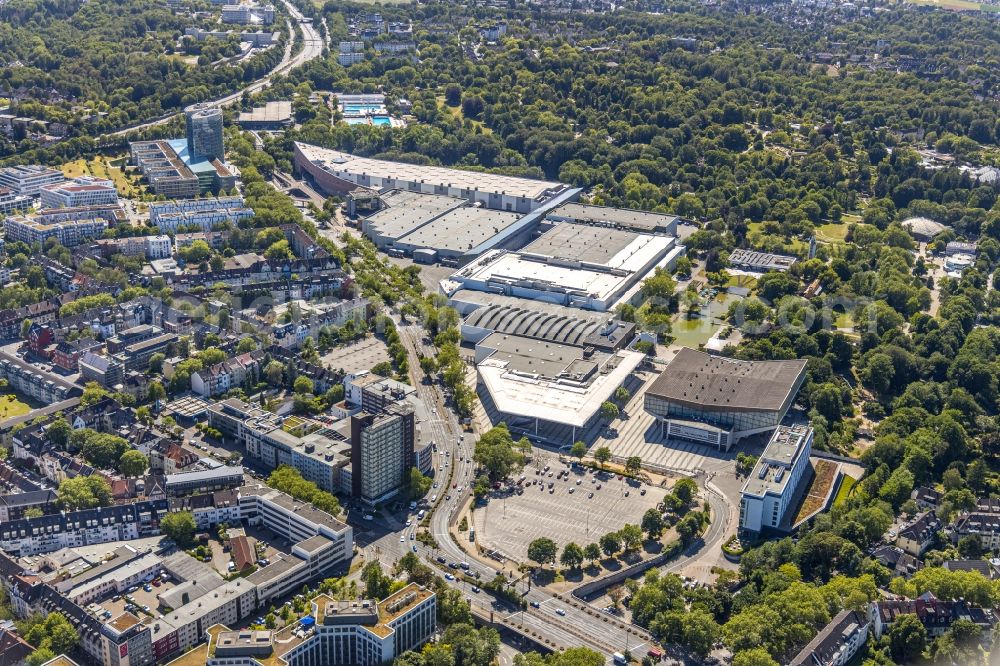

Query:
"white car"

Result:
[[555, 608, 566, 616]]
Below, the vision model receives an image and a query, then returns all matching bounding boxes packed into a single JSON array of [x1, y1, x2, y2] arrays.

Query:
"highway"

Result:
[[108, 0, 324, 137], [381, 322, 653, 659]]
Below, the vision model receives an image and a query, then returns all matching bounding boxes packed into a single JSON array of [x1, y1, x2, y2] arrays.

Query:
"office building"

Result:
[[221, 2, 275, 24], [102, 613, 154, 666], [130, 139, 235, 197], [350, 403, 414, 506], [728, 249, 797, 273], [295, 142, 570, 213], [0, 165, 64, 197], [739, 425, 813, 535], [185, 104, 225, 161], [40, 176, 118, 209], [4, 215, 108, 247], [644, 347, 807, 450]]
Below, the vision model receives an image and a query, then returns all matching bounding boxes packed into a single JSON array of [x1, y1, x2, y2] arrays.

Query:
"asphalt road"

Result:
[[375, 321, 653, 660], [108, 0, 324, 137]]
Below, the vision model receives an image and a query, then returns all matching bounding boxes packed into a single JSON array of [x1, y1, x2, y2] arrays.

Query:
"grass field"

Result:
[[833, 475, 856, 507], [0, 393, 32, 421], [726, 274, 757, 290], [816, 222, 849, 243], [62, 156, 144, 197], [436, 95, 491, 133]]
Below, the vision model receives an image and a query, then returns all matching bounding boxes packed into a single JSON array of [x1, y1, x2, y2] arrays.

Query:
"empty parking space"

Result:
[[472, 464, 661, 563], [321, 337, 390, 375]]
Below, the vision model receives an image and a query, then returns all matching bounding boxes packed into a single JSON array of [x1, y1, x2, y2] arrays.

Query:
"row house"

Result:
[[190, 350, 264, 397]]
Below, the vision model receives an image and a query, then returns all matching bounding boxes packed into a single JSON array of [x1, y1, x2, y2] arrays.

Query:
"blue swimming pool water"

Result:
[[371, 116, 392, 126], [343, 104, 383, 114]]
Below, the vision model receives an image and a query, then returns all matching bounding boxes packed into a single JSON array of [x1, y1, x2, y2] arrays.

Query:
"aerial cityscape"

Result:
[[0, 0, 996, 664]]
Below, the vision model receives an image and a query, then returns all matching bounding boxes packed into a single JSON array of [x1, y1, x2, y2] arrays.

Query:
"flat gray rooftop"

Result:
[[523, 223, 639, 265], [397, 206, 522, 254], [647, 347, 807, 413], [549, 202, 679, 233], [365, 190, 462, 240], [478, 332, 606, 382]]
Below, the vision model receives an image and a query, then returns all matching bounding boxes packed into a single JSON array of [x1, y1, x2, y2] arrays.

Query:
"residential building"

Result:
[[788, 609, 869, 666], [164, 466, 245, 496], [4, 215, 109, 247], [0, 489, 57, 522], [40, 176, 118, 209], [896, 511, 941, 556], [0, 353, 82, 403], [644, 347, 807, 451], [739, 425, 813, 535], [145, 235, 172, 259], [52, 338, 102, 372], [103, 612, 154, 666], [130, 139, 235, 198], [871, 545, 923, 579], [951, 512, 1000, 551], [0, 187, 32, 216], [871, 593, 997, 642], [0, 628, 34, 666], [149, 197, 253, 234], [0, 165, 64, 197], [79, 352, 125, 388], [190, 351, 262, 397]]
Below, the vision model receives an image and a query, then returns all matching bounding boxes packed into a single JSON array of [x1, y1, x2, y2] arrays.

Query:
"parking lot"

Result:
[[100, 574, 180, 620], [321, 337, 390, 375], [471, 463, 662, 563]]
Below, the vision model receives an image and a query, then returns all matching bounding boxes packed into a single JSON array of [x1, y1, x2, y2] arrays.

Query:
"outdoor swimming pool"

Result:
[[344, 117, 369, 125], [343, 104, 384, 114], [371, 115, 392, 126]]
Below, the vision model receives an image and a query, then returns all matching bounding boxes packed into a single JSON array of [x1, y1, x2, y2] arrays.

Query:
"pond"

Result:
[[670, 292, 742, 349]]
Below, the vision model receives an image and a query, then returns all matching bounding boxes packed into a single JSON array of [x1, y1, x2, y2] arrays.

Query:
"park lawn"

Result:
[[62, 156, 143, 197], [0, 392, 33, 421], [832, 475, 856, 507], [436, 95, 491, 134], [816, 222, 849, 243], [726, 274, 757, 290]]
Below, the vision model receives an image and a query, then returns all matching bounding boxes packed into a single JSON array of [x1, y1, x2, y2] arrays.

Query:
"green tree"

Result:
[[46, 417, 72, 448], [57, 476, 111, 510], [600, 401, 620, 421], [119, 450, 148, 477], [732, 648, 780, 666], [160, 510, 196, 547], [560, 542, 584, 569], [682, 609, 721, 657], [887, 613, 926, 663], [473, 424, 524, 482], [673, 477, 698, 504], [265, 360, 284, 385], [594, 446, 611, 469], [407, 467, 433, 500], [570, 441, 587, 461], [614, 387, 631, 404], [293, 375, 314, 395], [600, 532, 621, 557], [147, 381, 166, 404], [583, 543, 601, 565], [619, 524, 643, 551], [148, 352, 165, 373], [361, 561, 392, 599], [527, 537, 558, 568], [625, 456, 642, 476], [641, 508, 665, 540]]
